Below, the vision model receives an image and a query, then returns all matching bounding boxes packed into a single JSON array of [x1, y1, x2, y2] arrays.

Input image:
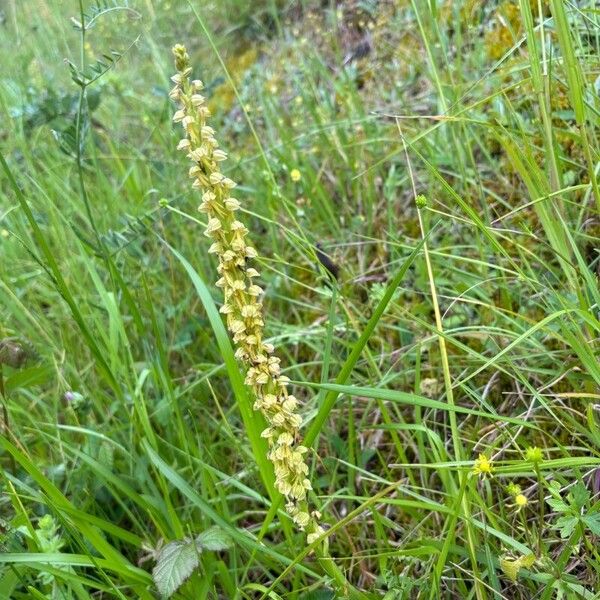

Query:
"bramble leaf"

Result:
[[196, 526, 232, 552], [152, 539, 199, 598], [152, 527, 233, 597]]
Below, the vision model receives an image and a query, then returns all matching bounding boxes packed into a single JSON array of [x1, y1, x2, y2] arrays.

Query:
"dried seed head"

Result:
[[0, 339, 30, 369]]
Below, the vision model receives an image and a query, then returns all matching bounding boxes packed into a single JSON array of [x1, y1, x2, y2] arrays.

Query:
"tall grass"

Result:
[[1, 1, 599, 598]]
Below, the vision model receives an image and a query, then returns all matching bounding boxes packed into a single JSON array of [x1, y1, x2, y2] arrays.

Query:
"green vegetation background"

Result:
[[0, 1, 599, 598]]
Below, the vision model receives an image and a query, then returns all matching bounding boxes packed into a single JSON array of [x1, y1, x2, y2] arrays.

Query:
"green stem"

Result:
[[534, 463, 544, 554], [398, 119, 484, 599], [316, 549, 370, 600]]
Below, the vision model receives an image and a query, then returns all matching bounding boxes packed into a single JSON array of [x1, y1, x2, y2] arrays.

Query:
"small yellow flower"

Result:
[[290, 168, 301, 182], [500, 553, 535, 583], [515, 494, 528, 508], [473, 453, 493, 477]]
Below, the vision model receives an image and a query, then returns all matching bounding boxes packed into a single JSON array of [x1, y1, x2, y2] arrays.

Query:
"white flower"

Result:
[[204, 218, 222, 237], [248, 285, 263, 297], [224, 197, 241, 211], [190, 147, 207, 162], [170, 45, 317, 536], [213, 149, 228, 161], [172, 109, 185, 122], [307, 526, 325, 545], [209, 172, 225, 185], [177, 138, 191, 151], [182, 115, 196, 132]]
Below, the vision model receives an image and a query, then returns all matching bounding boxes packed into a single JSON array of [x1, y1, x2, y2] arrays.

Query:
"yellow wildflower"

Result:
[[515, 494, 528, 508], [472, 453, 493, 477], [290, 168, 301, 182]]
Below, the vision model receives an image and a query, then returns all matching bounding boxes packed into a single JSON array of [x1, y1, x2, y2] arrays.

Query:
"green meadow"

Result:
[[1, 1, 599, 598]]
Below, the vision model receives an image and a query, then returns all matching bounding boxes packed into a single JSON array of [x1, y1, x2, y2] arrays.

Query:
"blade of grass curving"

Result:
[[550, 0, 600, 211], [0, 151, 118, 391], [299, 382, 537, 428], [0, 553, 149, 583], [454, 307, 596, 388], [402, 140, 528, 281], [303, 231, 432, 448], [162, 242, 290, 524]]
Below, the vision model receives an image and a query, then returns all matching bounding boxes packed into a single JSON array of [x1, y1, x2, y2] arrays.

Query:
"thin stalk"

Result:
[[75, 0, 105, 251], [397, 120, 485, 600]]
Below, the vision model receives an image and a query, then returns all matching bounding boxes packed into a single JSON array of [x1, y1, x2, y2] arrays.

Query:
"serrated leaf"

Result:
[[196, 526, 232, 552], [556, 515, 578, 539], [582, 513, 600, 536], [547, 498, 569, 513], [569, 483, 589, 509], [152, 538, 200, 598]]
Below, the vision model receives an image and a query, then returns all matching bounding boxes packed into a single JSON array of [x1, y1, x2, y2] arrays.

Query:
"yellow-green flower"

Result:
[[472, 453, 493, 477], [290, 168, 301, 182], [525, 446, 543, 464], [506, 483, 521, 496], [169, 44, 317, 537], [514, 493, 528, 508]]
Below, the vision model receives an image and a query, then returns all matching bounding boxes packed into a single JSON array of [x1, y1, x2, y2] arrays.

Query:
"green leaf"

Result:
[[547, 498, 569, 513], [196, 527, 233, 552], [304, 231, 432, 448], [164, 243, 275, 500], [152, 528, 232, 597], [556, 515, 578, 539], [152, 539, 200, 599], [569, 483, 589, 510], [300, 381, 535, 428], [582, 514, 600, 536]]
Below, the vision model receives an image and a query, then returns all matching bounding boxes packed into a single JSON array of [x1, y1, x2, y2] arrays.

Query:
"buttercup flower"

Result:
[[472, 453, 494, 477], [170, 44, 317, 537], [514, 494, 528, 508]]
